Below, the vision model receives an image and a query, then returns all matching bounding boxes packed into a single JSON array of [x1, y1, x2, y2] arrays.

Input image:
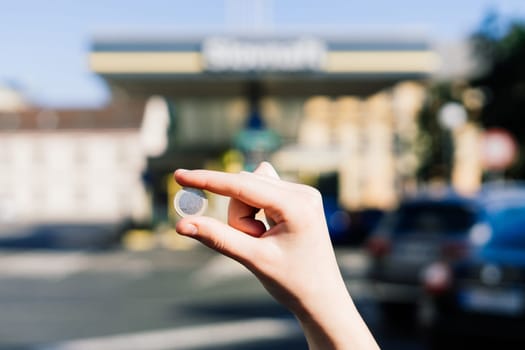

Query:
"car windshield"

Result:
[[388, 202, 477, 234], [487, 206, 525, 249]]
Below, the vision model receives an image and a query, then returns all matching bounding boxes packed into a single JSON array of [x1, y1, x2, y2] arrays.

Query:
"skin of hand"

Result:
[[174, 162, 379, 350]]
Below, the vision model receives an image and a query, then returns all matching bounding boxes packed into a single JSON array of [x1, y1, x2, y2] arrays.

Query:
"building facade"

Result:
[[0, 91, 149, 225], [90, 34, 439, 213]]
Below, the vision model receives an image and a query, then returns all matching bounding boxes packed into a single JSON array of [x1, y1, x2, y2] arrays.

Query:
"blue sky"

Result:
[[0, 0, 524, 108]]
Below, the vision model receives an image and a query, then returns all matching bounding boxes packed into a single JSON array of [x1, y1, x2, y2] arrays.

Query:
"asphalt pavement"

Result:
[[0, 245, 470, 350]]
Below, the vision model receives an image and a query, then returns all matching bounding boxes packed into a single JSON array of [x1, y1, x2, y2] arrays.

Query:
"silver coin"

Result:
[[174, 187, 208, 217]]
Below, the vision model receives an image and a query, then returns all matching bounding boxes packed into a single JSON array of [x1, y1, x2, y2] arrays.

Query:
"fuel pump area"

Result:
[[89, 34, 440, 244]]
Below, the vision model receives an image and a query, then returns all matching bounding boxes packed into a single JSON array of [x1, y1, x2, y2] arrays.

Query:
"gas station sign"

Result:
[[203, 37, 326, 72]]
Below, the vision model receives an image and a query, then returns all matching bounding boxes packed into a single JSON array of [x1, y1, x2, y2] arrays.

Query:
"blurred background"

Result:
[[1, 0, 525, 349]]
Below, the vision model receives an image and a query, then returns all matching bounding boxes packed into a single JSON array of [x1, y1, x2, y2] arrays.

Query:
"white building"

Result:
[[0, 89, 149, 225]]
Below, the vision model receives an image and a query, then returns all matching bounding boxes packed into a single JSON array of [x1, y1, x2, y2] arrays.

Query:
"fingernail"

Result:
[[182, 223, 198, 236], [177, 168, 189, 173]]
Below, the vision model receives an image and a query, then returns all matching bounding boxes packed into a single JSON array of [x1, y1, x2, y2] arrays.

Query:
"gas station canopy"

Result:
[[90, 35, 439, 97]]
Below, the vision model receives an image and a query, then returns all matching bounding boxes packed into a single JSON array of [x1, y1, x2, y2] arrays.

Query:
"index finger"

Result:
[[174, 169, 286, 211]]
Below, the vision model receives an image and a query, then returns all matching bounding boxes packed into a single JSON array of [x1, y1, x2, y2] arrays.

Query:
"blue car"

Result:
[[420, 186, 525, 341]]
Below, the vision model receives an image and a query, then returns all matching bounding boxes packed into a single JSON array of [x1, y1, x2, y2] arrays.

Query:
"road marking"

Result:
[[0, 252, 153, 279], [192, 254, 251, 287], [0, 252, 89, 279], [42, 318, 302, 350]]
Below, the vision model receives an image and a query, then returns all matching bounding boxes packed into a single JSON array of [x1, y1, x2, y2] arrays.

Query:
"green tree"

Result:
[[471, 12, 525, 178], [417, 83, 459, 181]]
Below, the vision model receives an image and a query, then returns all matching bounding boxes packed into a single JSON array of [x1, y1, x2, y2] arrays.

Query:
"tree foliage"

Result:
[[471, 12, 525, 178]]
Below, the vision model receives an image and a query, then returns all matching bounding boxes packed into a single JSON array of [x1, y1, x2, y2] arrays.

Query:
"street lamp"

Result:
[[437, 102, 467, 182]]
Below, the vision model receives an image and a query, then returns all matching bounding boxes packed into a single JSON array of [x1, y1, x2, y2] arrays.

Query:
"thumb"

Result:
[[253, 162, 279, 227], [253, 161, 280, 179], [176, 216, 258, 265]]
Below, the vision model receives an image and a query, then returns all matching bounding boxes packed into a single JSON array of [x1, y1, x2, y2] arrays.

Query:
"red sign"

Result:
[[481, 128, 518, 170]]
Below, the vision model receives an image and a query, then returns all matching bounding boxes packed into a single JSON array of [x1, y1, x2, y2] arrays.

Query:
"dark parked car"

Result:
[[420, 187, 525, 341], [0, 222, 122, 250], [366, 189, 484, 318], [322, 194, 352, 244]]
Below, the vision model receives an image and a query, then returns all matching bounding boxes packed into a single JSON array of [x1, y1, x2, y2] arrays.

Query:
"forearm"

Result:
[[294, 277, 380, 350]]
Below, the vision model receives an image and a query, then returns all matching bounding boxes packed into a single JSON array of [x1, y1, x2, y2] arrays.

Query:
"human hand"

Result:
[[174, 162, 378, 350], [174, 162, 337, 309]]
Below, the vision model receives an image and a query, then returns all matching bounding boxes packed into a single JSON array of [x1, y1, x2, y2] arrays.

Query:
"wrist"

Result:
[[293, 277, 379, 350]]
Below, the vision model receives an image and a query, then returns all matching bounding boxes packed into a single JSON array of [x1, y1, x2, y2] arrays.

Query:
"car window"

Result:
[[389, 203, 477, 234]]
